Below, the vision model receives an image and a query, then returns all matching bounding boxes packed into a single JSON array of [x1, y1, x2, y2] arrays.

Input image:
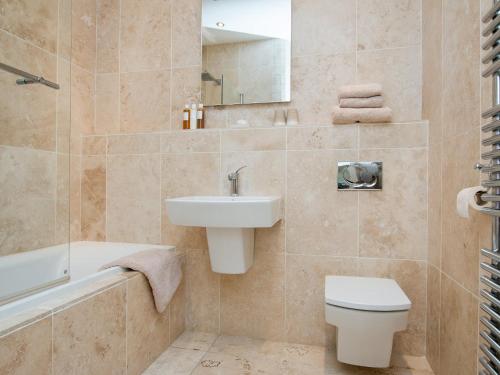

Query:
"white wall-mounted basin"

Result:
[[165, 196, 282, 274]]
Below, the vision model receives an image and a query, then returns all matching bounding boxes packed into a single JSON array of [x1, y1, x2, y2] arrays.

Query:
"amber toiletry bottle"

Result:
[[182, 105, 190, 129], [197, 103, 205, 129]]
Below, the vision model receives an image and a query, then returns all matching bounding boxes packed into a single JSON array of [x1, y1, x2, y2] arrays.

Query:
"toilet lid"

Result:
[[325, 276, 411, 312]]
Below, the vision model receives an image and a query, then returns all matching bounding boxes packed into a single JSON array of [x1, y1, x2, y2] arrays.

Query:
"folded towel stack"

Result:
[[333, 84, 392, 124]]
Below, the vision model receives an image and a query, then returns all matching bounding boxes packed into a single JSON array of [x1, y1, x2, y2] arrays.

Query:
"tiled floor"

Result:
[[142, 331, 434, 375]]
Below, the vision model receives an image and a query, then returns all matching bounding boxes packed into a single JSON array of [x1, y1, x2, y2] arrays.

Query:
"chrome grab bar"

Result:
[[0, 62, 60, 90]]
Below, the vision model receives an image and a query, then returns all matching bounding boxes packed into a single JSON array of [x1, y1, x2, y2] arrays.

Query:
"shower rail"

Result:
[[0, 62, 60, 90], [479, 1, 500, 374]]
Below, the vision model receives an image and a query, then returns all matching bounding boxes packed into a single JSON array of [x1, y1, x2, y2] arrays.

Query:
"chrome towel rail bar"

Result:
[[0, 62, 60, 90], [483, 1, 500, 23]]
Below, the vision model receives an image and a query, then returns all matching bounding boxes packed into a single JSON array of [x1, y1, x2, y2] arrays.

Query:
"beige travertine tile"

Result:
[[285, 254, 358, 346], [439, 274, 478, 375], [57, 58, 71, 154], [442, 0, 480, 138], [205, 107, 228, 128], [169, 275, 187, 342], [226, 106, 276, 128], [120, 0, 171, 72], [0, 0, 58, 53], [96, 0, 120, 73], [357, 47, 422, 123], [107, 133, 161, 155], [359, 122, 428, 149], [0, 147, 56, 255], [71, 64, 95, 135], [161, 153, 219, 250], [127, 274, 171, 375], [426, 265, 440, 374], [221, 128, 286, 152], [161, 130, 220, 153], [0, 31, 57, 151], [71, 0, 96, 72], [357, 0, 421, 50], [120, 70, 171, 133], [172, 0, 201, 68], [287, 125, 357, 150], [0, 317, 52, 375], [185, 249, 221, 333], [171, 67, 202, 129], [441, 130, 482, 294], [359, 148, 427, 260], [357, 259, 427, 356], [427, 138, 441, 269], [220, 151, 285, 197], [70, 153, 81, 241], [292, 0, 355, 57], [56, 153, 70, 244], [286, 149, 358, 256], [143, 347, 205, 375], [82, 135, 107, 155], [95, 73, 120, 135], [221, 251, 285, 341], [53, 285, 126, 375], [81, 155, 106, 241], [172, 331, 218, 351], [107, 154, 161, 243], [291, 53, 356, 125]]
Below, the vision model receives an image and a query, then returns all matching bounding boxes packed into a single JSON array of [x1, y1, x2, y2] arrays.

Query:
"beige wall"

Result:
[[0, 0, 71, 255], [75, 0, 428, 358], [423, 0, 491, 374]]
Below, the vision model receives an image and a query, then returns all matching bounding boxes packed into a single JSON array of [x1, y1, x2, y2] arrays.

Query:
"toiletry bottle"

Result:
[[190, 103, 197, 130], [197, 103, 205, 129], [183, 105, 190, 129]]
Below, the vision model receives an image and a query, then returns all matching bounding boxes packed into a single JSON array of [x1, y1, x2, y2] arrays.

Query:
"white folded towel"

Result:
[[338, 83, 383, 99]]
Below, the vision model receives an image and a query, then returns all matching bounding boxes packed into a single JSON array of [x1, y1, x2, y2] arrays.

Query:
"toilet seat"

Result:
[[325, 276, 411, 312]]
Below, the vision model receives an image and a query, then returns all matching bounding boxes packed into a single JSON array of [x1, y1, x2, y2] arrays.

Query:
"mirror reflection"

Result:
[[201, 0, 291, 106]]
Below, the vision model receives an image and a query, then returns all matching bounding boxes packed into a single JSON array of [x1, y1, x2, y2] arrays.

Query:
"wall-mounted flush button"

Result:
[[337, 161, 382, 190]]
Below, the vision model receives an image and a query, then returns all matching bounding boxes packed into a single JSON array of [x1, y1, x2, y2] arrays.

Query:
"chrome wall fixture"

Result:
[[479, 2, 500, 374], [0, 62, 60, 90], [337, 162, 382, 191]]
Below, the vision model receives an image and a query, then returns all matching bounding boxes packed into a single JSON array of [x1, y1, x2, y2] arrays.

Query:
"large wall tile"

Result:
[[120, 71, 171, 133], [70, 154, 82, 241], [56, 153, 70, 244], [81, 156, 106, 241], [127, 274, 171, 375], [358, 258, 427, 356], [95, 73, 120, 135], [185, 248, 221, 333], [120, 0, 171, 72], [0, 317, 52, 375], [357, 47, 422, 122], [286, 149, 358, 256], [439, 274, 478, 375], [292, 0, 356, 57], [96, 0, 120, 73], [359, 148, 427, 260], [171, 67, 202, 129], [57, 59, 71, 154], [426, 264, 441, 374], [161, 153, 219, 250], [161, 130, 220, 153], [221, 251, 285, 341], [71, 64, 95, 135], [221, 128, 285, 152], [172, 0, 201, 68], [72, 0, 96, 72], [53, 285, 126, 375], [359, 122, 428, 149], [285, 254, 358, 346], [287, 126, 357, 150], [291, 53, 356, 125], [0, 0, 58, 53], [357, 0, 421, 50], [108, 134, 161, 155]]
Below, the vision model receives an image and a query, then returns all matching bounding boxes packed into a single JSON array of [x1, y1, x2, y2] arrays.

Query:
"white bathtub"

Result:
[[0, 241, 175, 320]]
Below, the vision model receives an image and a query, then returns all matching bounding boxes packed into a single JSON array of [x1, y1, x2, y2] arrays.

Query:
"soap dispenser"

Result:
[[183, 104, 190, 129]]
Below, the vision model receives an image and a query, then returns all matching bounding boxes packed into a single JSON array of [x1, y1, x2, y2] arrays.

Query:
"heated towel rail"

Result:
[[479, 1, 500, 374], [0, 62, 60, 90]]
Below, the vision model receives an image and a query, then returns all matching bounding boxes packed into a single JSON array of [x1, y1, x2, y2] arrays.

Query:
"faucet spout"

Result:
[[228, 165, 247, 196]]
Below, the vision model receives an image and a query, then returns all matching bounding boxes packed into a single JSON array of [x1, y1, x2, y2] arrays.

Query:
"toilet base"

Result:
[[325, 304, 408, 368]]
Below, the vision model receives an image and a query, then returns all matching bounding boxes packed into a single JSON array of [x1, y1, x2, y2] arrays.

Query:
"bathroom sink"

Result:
[[165, 196, 282, 274], [165, 196, 282, 228]]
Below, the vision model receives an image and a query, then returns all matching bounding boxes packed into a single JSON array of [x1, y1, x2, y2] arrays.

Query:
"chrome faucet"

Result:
[[228, 165, 247, 196]]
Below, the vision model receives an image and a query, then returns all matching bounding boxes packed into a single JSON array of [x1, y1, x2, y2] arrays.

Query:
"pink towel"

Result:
[[338, 83, 383, 99], [101, 249, 182, 313], [332, 106, 393, 124], [339, 95, 384, 108]]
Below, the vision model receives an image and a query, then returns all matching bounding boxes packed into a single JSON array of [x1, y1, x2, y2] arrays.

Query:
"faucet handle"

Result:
[[228, 165, 247, 179]]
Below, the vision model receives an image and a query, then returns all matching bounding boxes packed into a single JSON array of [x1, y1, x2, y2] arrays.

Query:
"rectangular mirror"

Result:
[[202, 0, 291, 106]]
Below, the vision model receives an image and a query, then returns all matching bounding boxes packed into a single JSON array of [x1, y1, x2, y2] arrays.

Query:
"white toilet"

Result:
[[324, 276, 411, 368]]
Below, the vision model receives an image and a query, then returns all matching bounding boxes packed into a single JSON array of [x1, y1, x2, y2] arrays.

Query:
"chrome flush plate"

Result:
[[337, 162, 383, 191]]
